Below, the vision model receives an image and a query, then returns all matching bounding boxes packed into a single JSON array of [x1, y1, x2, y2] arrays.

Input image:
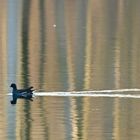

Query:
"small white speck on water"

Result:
[[53, 24, 56, 28]]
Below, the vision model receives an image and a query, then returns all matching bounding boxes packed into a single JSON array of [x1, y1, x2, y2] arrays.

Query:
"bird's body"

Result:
[[10, 83, 34, 104]]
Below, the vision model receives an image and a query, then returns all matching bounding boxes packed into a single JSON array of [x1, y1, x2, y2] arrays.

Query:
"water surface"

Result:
[[1, 0, 140, 139]]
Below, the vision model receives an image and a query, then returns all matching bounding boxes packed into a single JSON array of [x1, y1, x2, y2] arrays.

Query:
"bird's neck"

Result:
[[12, 87, 17, 93]]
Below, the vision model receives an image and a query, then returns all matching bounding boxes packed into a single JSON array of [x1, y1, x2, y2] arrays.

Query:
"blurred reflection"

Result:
[[2, 0, 140, 139], [0, 0, 7, 140]]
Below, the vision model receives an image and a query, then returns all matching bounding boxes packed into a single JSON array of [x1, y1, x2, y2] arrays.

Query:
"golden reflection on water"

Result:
[[0, 0, 7, 139], [1, 0, 140, 139]]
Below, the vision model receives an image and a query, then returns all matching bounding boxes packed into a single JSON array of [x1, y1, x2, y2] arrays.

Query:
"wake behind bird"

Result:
[[8, 88, 140, 99]]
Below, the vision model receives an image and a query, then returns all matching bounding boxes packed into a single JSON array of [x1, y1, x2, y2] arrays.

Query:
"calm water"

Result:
[[1, 0, 140, 139]]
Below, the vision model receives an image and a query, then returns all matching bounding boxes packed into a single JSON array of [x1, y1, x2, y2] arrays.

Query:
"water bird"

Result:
[[10, 83, 34, 104]]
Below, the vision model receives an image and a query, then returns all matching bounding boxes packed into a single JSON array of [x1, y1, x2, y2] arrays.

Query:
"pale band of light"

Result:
[[8, 88, 140, 98]]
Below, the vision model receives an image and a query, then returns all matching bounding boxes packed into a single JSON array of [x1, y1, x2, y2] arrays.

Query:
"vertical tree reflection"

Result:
[[38, 0, 48, 139], [21, 0, 31, 139], [21, 0, 30, 87], [39, 0, 46, 89]]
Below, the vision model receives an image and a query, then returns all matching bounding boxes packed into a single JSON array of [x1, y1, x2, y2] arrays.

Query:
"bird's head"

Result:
[[10, 83, 17, 89]]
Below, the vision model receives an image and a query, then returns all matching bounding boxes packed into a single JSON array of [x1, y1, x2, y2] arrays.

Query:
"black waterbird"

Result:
[[10, 83, 34, 104]]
